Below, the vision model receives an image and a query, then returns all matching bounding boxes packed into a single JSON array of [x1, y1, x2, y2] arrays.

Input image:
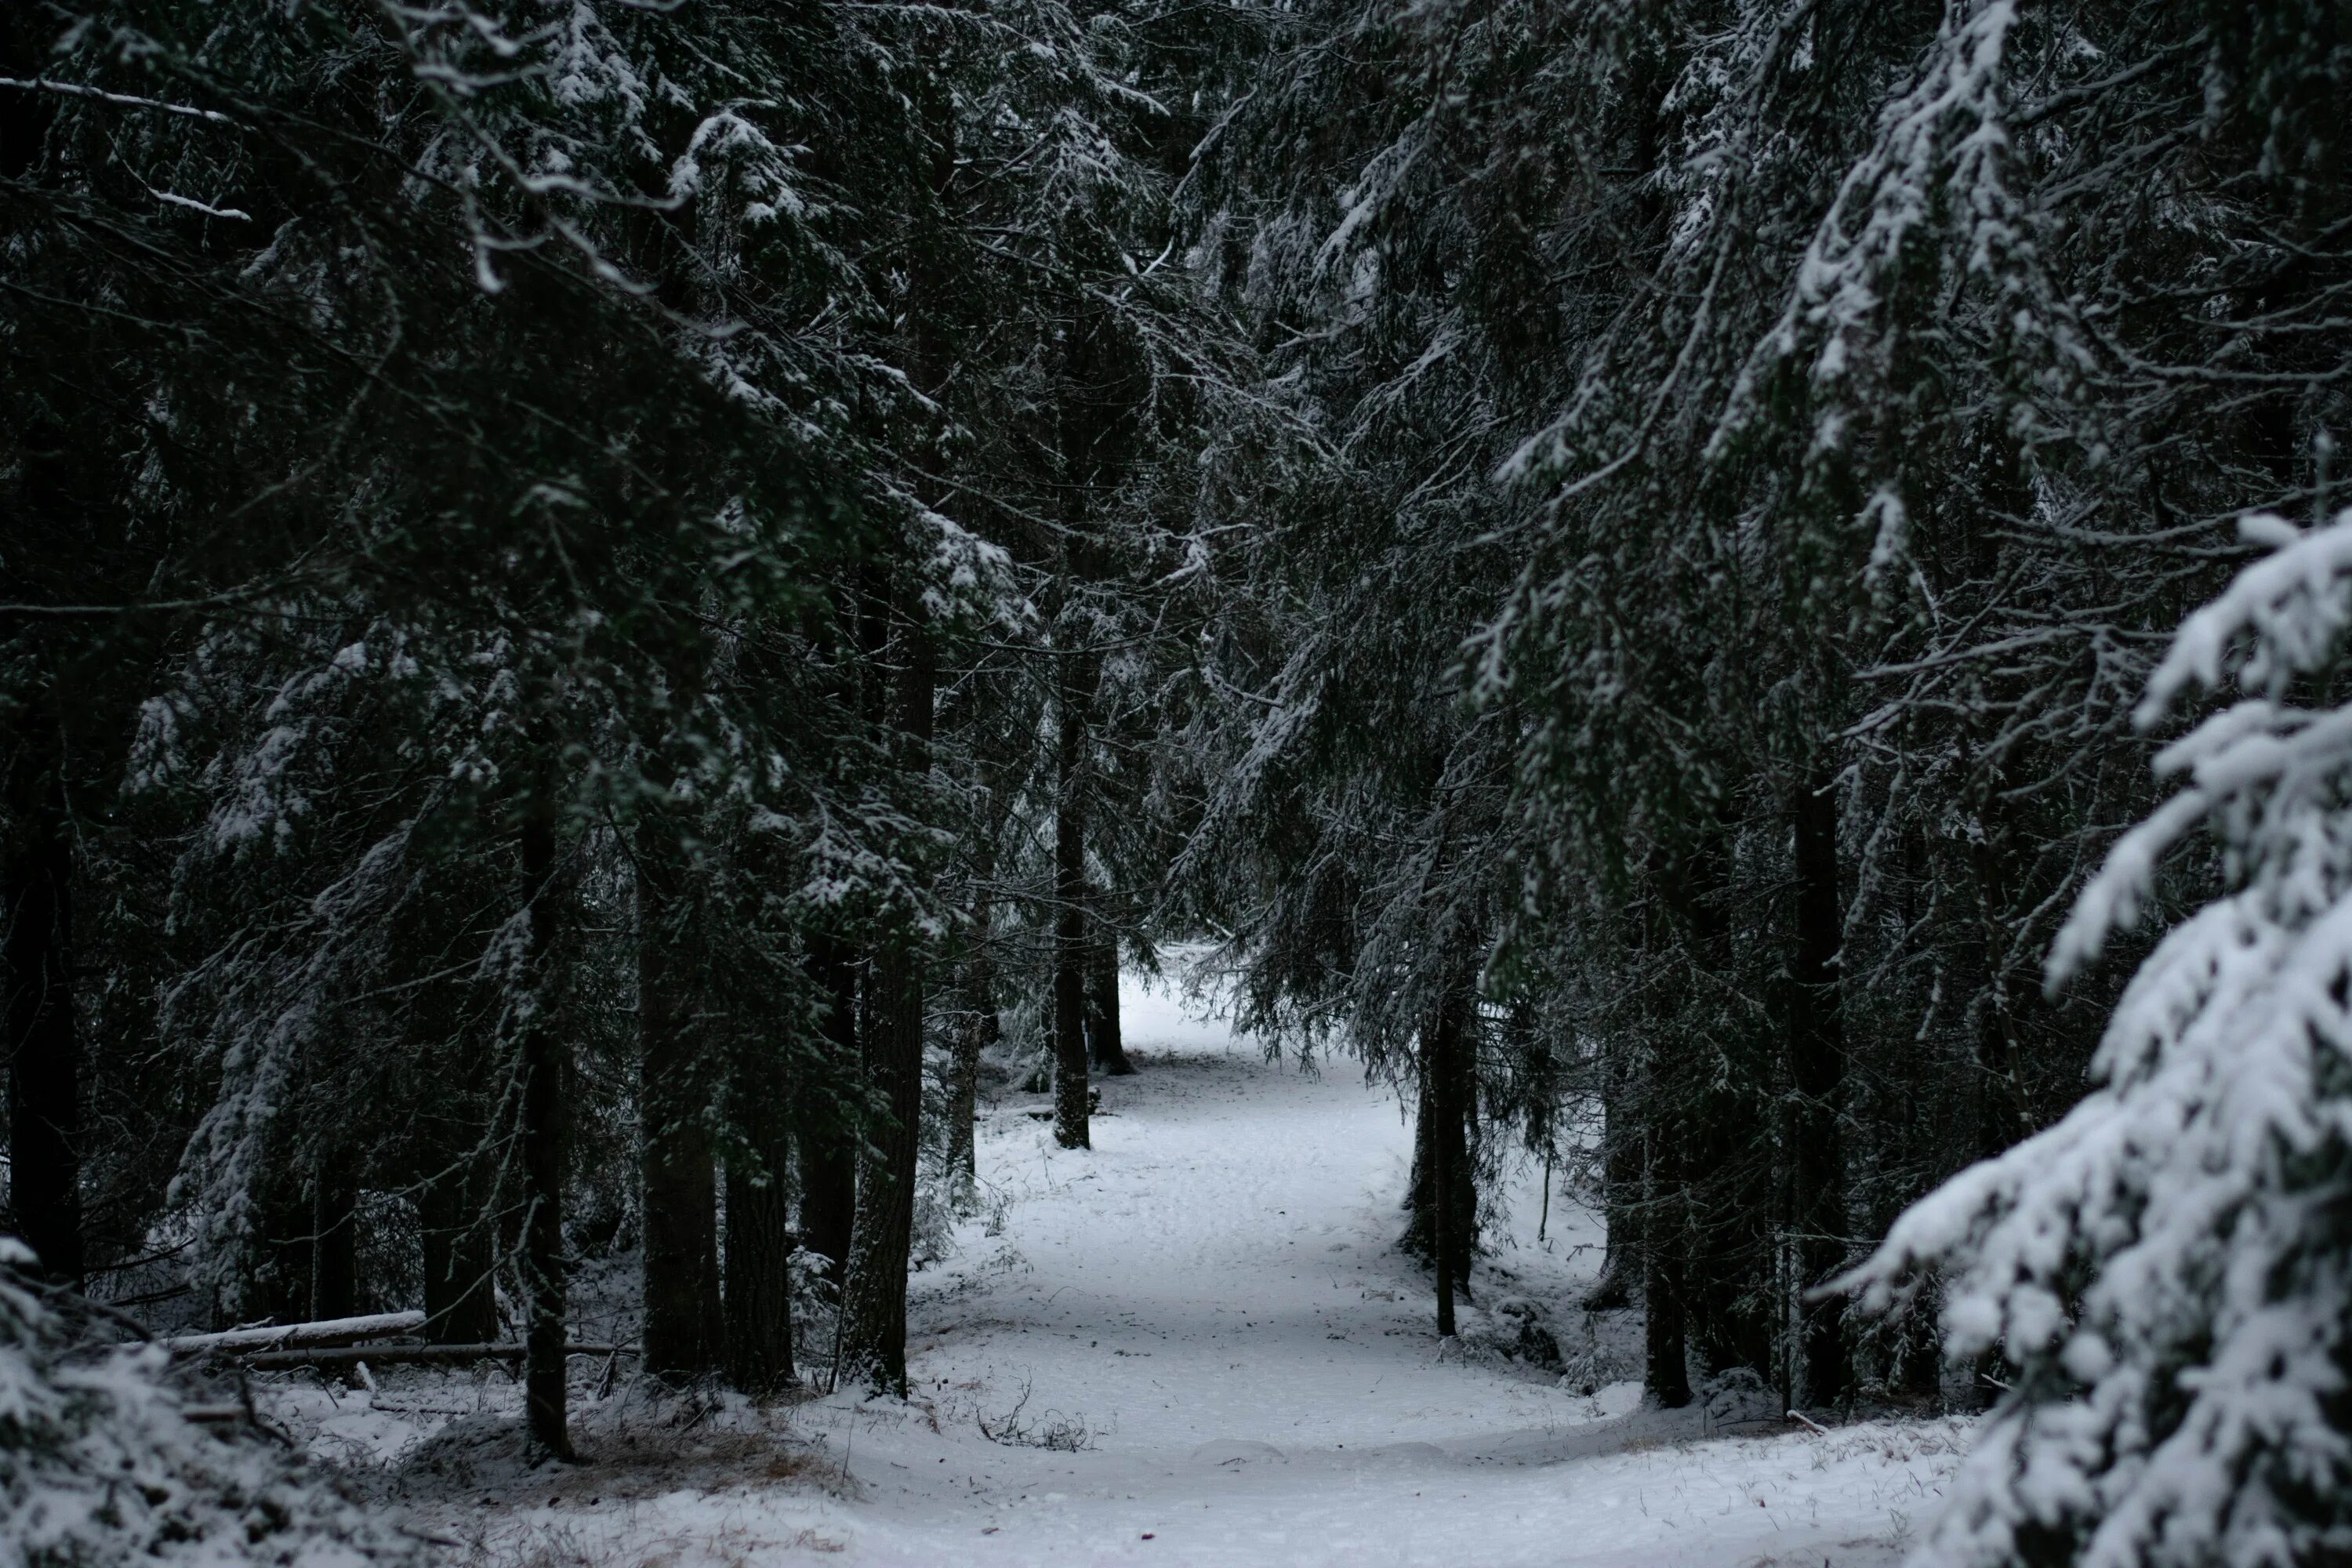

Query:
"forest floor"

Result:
[[267, 973, 1971, 1566]]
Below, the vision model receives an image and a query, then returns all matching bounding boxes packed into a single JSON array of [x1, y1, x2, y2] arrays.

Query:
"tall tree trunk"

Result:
[[1428, 978, 1477, 1302], [838, 632, 935, 1396], [419, 1161, 499, 1344], [1788, 772, 1849, 1410], [2, 705, 80, 1287], [724, 1053, 796, 1395], [517, 760, 573, 1460], [1431, 1010, 1457, 1338], [1446, 992, 1478, 1294], [638, 835, 725, 1383], [839, 941, 922, 1395], [1051, 654, 1100, 1150], [1404, 1070, 1436, 1258], [1403, 991, 1476, 1281], [1643, 1200, 1692, 1406], [797, 938, 858, 1281], [834, 67, 953, 1391], [311, 1163, 358, 1320], [1086, 929, 1134, 1076], [946, 898, 996, 1185]]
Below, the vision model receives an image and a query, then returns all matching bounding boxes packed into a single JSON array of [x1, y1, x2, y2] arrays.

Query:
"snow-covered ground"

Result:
[[268, 967, 1969, 1565]]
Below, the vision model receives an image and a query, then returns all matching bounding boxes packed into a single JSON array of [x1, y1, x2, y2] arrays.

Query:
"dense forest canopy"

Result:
[[6, 0, 2352, 1562]]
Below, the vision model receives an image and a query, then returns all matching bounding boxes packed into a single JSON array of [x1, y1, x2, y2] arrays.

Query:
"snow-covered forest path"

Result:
[[422, 973, 1967, 1566], [887, 974, 1624, 1468]]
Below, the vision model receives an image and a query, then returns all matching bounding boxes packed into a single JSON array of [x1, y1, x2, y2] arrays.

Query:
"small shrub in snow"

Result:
[[975, 1378, 1094, 1451], [0, 1250, 412, 1566], [1474, 1298, 1563, 1370], [1852, 510, 2352, 1566], [909, 1176, 955, 1271], [1700, 1367, 1778, 1429]]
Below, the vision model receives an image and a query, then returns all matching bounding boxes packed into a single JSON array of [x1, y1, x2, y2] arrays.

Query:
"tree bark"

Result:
[[637, 834, 725, 1383], [2, 704, 81, 1287], [1446, 993, 1478, 1293], [310, 1165, 358, 1322], [517, 761, 573, 1460], [1403, 1006, 1475, 1287], [797, 936, 858, 1280], [837, 634, 935, 1396], [1432, 1029, 1456, 1338], [1405, 1072, 1436, 1258], [838, 940, 922, 1395], [1433, 978, 1478, 1302], [1086, 929, 1133, 1076], [723, 1066, 796, 1394], [1788, 772, 1849, 1410], [1643, 1210, 1692, 1406], [1051, 654, 1101, 1150], [251, 1170, 311, 1325], [946, 898, 996, 1185]]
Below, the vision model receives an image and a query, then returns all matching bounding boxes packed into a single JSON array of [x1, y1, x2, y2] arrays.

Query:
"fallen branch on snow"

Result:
[[163, 1312, 426, 1358]]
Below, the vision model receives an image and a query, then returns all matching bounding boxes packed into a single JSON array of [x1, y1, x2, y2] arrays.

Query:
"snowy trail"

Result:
[[691, 975, 1958, 1565], [386, 972, 1965, 1565], [889, 978, 1623, 1467]]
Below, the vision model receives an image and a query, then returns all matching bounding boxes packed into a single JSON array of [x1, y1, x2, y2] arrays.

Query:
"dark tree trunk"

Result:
[[1643, 1213, 1692, 1407], [946, 899, 996, 1185], [1649, 828, 1772, 1375], [797, 936, 858, 1280], [517, 764, 573, 1460], [1086, 931, 1134, 1076], [1446, 999, 1478, 1292], [2, 706, 81, 1288], [638, 837, 725, 1383], [839, 941, 923, 1395], [1404, 1071, 1436, 1258], [1428, 984, 1476, 1336], [1432, 1027, 1457, 1338], [1050, 870, 1089, 1151], [1051, 655, 1100, 1150], [311, 1166, 358, 1321], [419, 1164, 499, 1344], [1403, 1001, 1476, 1287], [724, 1158, 796, 1394], [1788, 773, 1849, 1410], [724, 1055, 796, 1395], [252, 1171, 312, 1324], [838, 633, 934, 1396]]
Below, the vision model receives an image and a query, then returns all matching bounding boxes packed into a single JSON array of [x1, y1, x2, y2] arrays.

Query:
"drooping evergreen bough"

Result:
[[1853, 510, 2352, 1568]]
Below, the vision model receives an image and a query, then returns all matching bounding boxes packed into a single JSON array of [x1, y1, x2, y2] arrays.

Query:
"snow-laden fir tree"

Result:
[[1853, 506, 2352, 1566]]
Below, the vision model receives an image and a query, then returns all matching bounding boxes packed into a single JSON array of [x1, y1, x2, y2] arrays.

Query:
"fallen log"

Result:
[[163, 1311, 427, 1358], [241, 1342, 633, 1370]]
